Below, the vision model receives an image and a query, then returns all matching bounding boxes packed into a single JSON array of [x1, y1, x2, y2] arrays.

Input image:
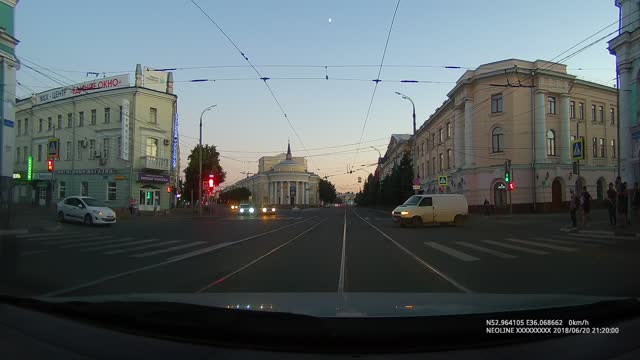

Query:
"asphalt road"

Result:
[[1, 207, 639, 298]]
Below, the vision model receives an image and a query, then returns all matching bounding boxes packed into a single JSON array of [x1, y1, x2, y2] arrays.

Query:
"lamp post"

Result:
[[395, 91, 418, 194], [198, 104, 217, 216]]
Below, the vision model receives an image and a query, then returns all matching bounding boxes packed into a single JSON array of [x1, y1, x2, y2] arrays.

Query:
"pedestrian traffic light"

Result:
[[47, 159, 54, 172], [508, 182, 515, 191], [504, 170, 510, 183], [208, 179, 214, 188]]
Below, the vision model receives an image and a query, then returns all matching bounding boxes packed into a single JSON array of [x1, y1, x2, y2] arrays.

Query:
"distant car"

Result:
[[392, 194, 468, 227], [57, 196, 117, 225], [259, 205, 277, 216], [237, 203, 256, 216]]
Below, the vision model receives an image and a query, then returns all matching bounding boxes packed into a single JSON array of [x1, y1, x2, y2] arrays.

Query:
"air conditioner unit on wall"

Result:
[[163, 139, 170, 146]]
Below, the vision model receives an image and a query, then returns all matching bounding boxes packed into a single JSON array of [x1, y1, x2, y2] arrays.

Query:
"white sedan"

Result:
[[57, 196, 117, 225]]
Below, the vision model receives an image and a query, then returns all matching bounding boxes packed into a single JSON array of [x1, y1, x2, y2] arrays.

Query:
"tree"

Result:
[[183, 144, 226, 202], [355, 151, 414, 207], [219, 187, 251, 203], [318, 178, 337, 203]]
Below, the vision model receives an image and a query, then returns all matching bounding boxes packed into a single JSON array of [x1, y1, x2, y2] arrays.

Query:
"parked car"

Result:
[[391, 194, 468, 227], [57, 196, 117, 225]]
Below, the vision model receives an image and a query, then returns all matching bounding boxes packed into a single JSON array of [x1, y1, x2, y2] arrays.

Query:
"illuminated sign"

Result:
[[121, 99, 130, 160], [27, 156, 32, 181], [12, 173, 21, 179], [171, 112, 178, 169], [35, 74, 130, 105]]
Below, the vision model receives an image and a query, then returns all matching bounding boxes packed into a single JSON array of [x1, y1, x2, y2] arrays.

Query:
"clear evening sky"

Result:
[[15, 0, 619, 192]]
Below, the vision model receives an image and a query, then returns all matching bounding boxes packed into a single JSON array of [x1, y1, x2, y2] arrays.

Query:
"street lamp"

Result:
[[199, 104, 217, 216], [370, 146, 382, 164], [395, 91, 418, 193]]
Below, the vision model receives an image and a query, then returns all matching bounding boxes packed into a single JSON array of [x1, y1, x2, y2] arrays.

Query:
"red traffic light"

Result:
[[166, 186, 171, 193], [47, 159, 54, 172], [508, 182, 515, 191], [208, 179, 214, 188]]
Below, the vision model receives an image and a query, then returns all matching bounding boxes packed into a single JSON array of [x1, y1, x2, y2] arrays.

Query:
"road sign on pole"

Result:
[[571, 139, 585, 161], [47, 138, 59, 159], [438, 176, 448, 186]]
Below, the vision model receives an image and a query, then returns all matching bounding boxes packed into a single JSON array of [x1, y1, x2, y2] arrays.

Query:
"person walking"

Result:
[[569, 189, 578, 229], [607, 183, 617, 226], [581, 186, 592, 227], [618, 182, 629, 228], [483, 199, 490, 217], [128, 197, 136, 216]]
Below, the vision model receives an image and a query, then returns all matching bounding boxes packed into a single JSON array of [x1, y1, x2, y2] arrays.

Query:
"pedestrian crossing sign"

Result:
[[47, 138, 59, 159], [571, 139, 585, 161], [438, 175, 448, 186]]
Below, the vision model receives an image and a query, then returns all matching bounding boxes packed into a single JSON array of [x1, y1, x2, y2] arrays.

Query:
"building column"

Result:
[[463, 98, 474, 169], [269, 181, 273, 204], [276, 181, 280, 204], [535, 90, 547, 163], [619, 66, 635, 183], [559, 94, 571, 164], [453, 106, 464, 169]]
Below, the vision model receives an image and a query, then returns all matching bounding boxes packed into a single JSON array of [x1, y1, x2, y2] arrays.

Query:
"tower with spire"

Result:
[[286, 140, 292, 160]]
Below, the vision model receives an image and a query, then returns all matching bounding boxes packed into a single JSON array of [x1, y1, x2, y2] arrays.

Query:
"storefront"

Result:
[[137, 173, 169, 211]]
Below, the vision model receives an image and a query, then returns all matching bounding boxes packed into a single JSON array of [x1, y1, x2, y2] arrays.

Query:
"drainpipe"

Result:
[[531, 71, 537, 212]]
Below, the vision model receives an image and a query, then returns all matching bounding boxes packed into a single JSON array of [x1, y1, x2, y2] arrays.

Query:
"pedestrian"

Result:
[[618, 182, 628, 228], [153, 198, 159, 215], [483, 199, 490, 217], [128, 197, 135, 216], [569, 189, 578, 228], [607, 182, 617, 226], [581, 186, 592, 227]]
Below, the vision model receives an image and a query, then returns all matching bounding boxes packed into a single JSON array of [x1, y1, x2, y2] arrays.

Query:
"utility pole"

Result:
[[198, 104, 216, 216]]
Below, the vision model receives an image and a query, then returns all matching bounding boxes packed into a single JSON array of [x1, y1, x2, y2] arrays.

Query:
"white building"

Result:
[[230, 143, 321, 206], [12, 64, 179, 212]]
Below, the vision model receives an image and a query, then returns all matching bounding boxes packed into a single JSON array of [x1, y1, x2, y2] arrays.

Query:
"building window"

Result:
[[591, 105, 596, 122], [491, 94, 503, 113], [570, 101, 575, 119], [59, 181, 66, 199], [146, 137, 158, 157], [119, 106, 123, 122], [117, 136, 122, 159], [77, 141, 83, 160], [426, 160, 430, 176], [90, 109, 97, 125], [546, 130, 556, 156], [23, 146, 28, 163], [24, 118, 28, 135], [447, 149, 452, 169], [491, 127, 504, 153], [611, 139, 616, 158], [78, 111, 84, 127], [599, 138, 605, 157], [547, 96, 556, 114], [432, 157, 436, 174], [67, 113, 72, 128], [438, 128, 443, 143], [420, 163, 424, 178], [578, 102, 584, 119], [17, 119, 20, 135], [599, 106, 604, 123], [107, 182, 117, 201], [47, 117, 52, 131], [103, 138, 110, 159], [39, 118, 43, 132], [610, 108, 615, 125], [446, 122, 451, 138], [57, 115, 62, 129], [104, 107, 110, 124], [89, 139, 96, 158], [438, 153, 443, 172], [81, 182, 88, 197], [16, 147, 20, 163], [431, 133, 435, 149], [149, 107, 158, 124], [37, 144, 42, 161], [66, 141, 72, 160], [592, 137, 598, 157]]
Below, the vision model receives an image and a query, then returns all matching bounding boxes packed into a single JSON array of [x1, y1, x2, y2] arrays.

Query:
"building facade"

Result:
[[609, 0, 640, 184], [230, 143, 321, 206], [378, 134, 412, 179], [413, 59, 618, 210], [12, 64, 179, 212], [0, 0, 18, 209]]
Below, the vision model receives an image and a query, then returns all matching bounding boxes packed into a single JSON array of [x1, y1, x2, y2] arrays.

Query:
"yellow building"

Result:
[[413, 59, 617, 210], [13, 64, 179, 212]]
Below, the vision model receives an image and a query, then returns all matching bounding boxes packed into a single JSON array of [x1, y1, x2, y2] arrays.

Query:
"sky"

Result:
[[15, 0, 620, 192]]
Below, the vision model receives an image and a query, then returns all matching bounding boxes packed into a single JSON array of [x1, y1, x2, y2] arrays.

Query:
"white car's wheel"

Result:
[[57, 211, 65, 223], [84, 213, 93, 226]]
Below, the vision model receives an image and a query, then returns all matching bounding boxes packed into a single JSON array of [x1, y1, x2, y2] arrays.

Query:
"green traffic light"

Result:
[[505, 172, 510, 182]]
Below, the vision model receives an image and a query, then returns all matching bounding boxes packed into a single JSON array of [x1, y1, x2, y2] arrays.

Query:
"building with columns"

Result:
[[609, 0, 640, 184], [413, 59, 618, 210], [230, 142, 321, 207]]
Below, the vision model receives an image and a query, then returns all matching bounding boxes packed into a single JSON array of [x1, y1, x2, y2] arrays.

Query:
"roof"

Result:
[[391, 134, 411, 142]]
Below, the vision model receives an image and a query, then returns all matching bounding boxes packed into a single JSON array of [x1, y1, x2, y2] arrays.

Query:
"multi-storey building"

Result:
[[12, 64, 179, 212], [413, 59, 617, 211], [378, 134, 412, 179]]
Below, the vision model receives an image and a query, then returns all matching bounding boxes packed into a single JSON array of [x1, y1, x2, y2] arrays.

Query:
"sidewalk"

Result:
[[0, 206, 59, 233]]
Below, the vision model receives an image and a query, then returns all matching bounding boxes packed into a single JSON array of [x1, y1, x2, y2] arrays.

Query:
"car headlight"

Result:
[[249, 208, 255, 213], [271, 208, 276, 212], [400, 211, 409, 215], [240, 208, 244, 213], [262, 208, 267, 212], [92, 210, 103, 215]]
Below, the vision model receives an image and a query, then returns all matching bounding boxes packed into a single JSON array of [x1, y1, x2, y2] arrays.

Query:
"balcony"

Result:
[[140, 155, 169, 170]]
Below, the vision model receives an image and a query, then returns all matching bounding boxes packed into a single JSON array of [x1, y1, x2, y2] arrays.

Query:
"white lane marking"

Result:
[[567, 233, 630, 240], [504, 238, 576, 252], [553, 236, 615, 245], [338, 209, 347, 292], [168, 217, 318, 261], [20, 250, 49, 256], [578, 230, 616, 235], [41, 217, 317, 297], [131, 241, 207, 258], [195, 220, 326, 293], [60, 237, 135, 249], [530, 237, 601, 247], [424, 242, 479, 261], [17, 231, 84, 239], [455, 242, 517, 259], [482, 240, 549, 255], [80, 239, 160, 252], [352, 210, 472, 294], [45, 235, 114, 245], [104, 240, 181, 255], [27, 233, 90, 242]]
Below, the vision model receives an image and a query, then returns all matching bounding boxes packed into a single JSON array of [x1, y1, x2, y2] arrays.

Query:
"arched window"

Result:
[[546, 130, 556, 156], [491, 127, 504, 153]]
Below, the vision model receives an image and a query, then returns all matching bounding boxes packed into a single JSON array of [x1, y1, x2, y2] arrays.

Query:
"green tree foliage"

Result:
[[355, 152, 414, 207], [318, 178, 338, 203], [183, 144, 226, 201], [219, 187, 252, 203]]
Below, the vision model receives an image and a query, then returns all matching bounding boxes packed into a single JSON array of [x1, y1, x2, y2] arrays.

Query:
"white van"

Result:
[[391, 194, 469, 227]]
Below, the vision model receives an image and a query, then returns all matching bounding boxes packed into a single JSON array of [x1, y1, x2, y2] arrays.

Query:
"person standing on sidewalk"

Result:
[[128, 197, 135, 216], [581, 186, 592, 227], [483, 199, 490, 217], [569, 189, 578, 229], [607, 183, 617, 227]]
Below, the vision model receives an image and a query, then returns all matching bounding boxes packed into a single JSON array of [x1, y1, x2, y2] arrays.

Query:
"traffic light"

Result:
[[208, 179, 214, 188], [508, 182, 515, 191], [504, 170, 510, 183], [166, 186, 171, 193], [47, 159, 54, 172]]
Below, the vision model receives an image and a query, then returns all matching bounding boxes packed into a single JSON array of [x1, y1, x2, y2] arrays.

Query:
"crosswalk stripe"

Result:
[[45, 235, 113, 245], [567, 233, 629, 240], [104, 240, 181, 255], [60, 237, 135, 249], [553, 235, 615, 245], [482, 240, 549, 255], [455, 242, 517, 259], [530, 237, 601, 247], [424, 242, 479, 261], [20, 250, 49, 256], [504, 238, 576, 252], [23, 233, 89, 241], [17, 231, 84, 239], [130, 241, 207, 258], [580, 230, 616, 235], [79, 239, 160, 252]]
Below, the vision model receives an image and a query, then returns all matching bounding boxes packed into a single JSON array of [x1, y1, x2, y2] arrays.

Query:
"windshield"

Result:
[[1, 1, 636, 347]]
